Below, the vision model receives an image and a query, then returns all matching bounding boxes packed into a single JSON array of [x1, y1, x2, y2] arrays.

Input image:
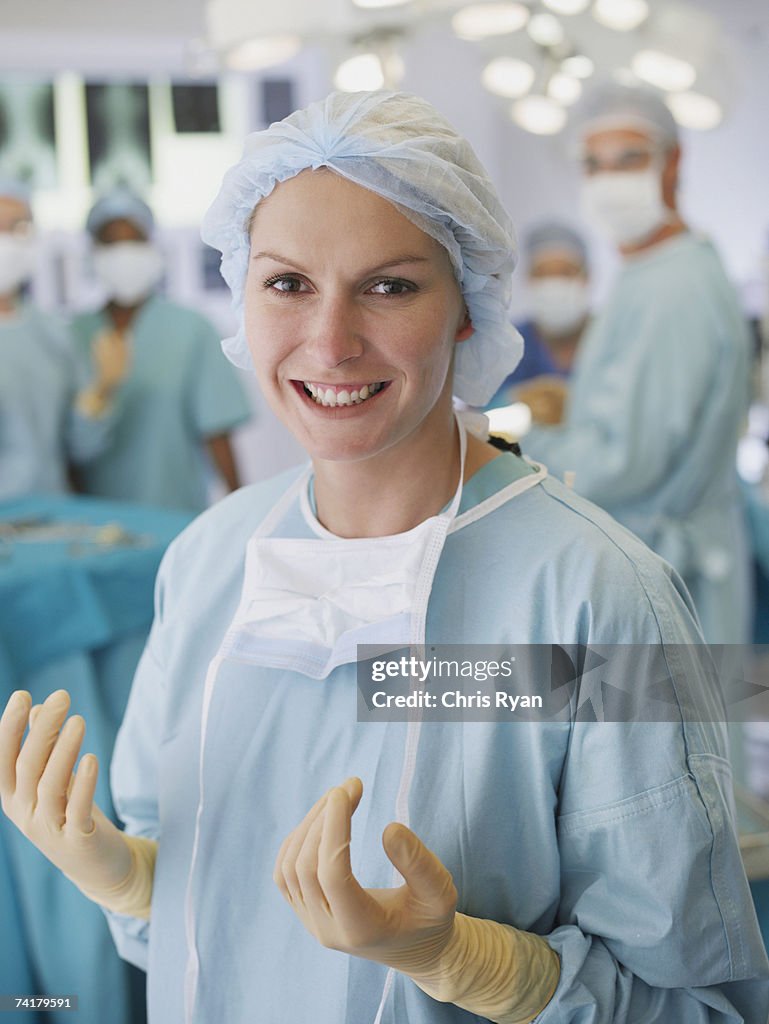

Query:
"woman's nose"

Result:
[[306, 295, 365, 367]]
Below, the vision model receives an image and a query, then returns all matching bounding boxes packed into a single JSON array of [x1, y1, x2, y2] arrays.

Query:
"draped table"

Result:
[[0, 494, 191, 1024]]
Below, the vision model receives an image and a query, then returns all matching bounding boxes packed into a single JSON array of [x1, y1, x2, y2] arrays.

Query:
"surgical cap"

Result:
[[576, 81, 679, 149], [202, 90, 521, 406], [86, 188, 155, 239], [0, 177, 32, 211], [525, 222, 588, 271]]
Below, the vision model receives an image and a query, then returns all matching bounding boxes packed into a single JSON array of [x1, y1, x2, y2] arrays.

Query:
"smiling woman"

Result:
[[243, 169, 477, 531], [0, 90, 767, 1024]]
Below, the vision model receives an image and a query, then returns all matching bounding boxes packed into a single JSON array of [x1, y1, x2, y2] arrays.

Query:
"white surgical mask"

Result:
[[529, 277, 590, 336], [93, 241, 164, 305], [0, 235, 35, 296], [581, 169, 669, 247]]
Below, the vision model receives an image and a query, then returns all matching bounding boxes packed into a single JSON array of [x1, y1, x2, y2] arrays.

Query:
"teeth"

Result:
[[302, 381, 383, 407]]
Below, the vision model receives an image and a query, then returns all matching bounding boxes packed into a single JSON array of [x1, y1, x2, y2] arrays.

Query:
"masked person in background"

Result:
[[70, 189, 252, 512], [523, 83, 752, 645], [2, 92, 767, 1024], [485, 222, 590, 422], [0, 180, 105, 499]]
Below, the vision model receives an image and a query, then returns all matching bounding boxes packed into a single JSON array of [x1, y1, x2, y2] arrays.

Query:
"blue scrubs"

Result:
[[485, 320, 569, 409], [69, 296, 252, 512], [523, 234, 752, 643], [0, 304, 75, 499], [108, 453, 768, 1022]]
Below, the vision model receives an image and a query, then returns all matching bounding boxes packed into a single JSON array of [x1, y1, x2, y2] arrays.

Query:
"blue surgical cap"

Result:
[[577, 81, 679, 149], [202, 90, 522, 406], [525, 222, 588, 270], [86, 188, 155, 239]]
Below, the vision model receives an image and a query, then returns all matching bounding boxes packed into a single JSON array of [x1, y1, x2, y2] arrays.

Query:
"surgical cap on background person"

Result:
[[86, 188, 155, 239], [202, 90, 522, 406], [525, 222, 588, 270], [576, 81, 680, 150]]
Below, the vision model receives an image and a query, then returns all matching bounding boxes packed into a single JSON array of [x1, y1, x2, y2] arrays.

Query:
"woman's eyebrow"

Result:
[[251, 251, 431, 275]]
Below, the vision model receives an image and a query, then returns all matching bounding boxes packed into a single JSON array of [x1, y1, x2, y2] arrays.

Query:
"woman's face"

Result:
[[244, 169, 472, 465]]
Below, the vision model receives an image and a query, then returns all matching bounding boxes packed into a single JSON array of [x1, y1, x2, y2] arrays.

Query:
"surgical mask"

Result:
[[92, 241, 164, 304], [581, 169, 669, 247], [529, 277, 590, 336], [0, 234, 35, 296]]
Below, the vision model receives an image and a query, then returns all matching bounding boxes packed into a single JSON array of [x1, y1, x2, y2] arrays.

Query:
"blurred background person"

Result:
[[0, 179, 102, 500], [486, 220, 591, 421], [70, 188, 252, 512], [522, 83, 752, 645]]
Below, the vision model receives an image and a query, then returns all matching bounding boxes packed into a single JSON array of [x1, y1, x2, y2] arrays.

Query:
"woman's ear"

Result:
[[455, 308, 474, 343]]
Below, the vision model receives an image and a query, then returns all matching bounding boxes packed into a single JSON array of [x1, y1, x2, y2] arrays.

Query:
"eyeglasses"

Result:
[[581, 148, 657, 175]]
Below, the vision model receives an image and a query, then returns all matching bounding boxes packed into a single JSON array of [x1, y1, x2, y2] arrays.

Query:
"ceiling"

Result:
[[0, 0, 767, 75]]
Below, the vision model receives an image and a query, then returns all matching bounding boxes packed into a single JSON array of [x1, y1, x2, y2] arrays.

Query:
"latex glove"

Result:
[[274, 779, 559, 1023], [515, 376, 569, 426], [0, 690, 155, 917], [274, 777, 456, 974], [76, 328, 131, 417]]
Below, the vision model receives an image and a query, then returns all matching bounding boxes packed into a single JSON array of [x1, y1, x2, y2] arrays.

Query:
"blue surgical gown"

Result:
[[486, 320, 569, 409], [107, 452, 768, 1022], [523, 234, 752, 643], [69, 295, 252, 512], [0, 303, 99, 500]]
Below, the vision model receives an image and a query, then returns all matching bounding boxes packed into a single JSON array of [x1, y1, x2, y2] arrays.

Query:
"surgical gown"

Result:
[[0, 303, 99, 500], [108, 451, 769, 1022], [69, 295, 252, 512], [486, 320, 569, 408], [524, 233, 752, 643]]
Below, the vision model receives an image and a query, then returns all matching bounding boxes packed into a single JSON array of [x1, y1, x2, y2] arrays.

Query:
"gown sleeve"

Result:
[[103, 540, 178, 970], [527, 570, 769, 1022], [524, 288, 744, 507]]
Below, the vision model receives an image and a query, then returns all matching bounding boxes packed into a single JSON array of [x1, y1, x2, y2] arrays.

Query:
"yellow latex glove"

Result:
[[75, 328, 131, 418], [273, 778, 559, 1023], [0, 690, 155, 918]]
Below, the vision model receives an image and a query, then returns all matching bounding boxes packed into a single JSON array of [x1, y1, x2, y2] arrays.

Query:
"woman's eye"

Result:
[[369, 279, 414, 296], [265, 275, 305, 294]]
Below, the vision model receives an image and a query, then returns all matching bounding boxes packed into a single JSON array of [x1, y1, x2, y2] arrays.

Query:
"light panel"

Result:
[[666, 91, 723, 130], [632, 49, 696, 92], [452, 3, 529, 41], [482, 56, 535, 98], [592, 0, 649, 31], [527, 12, 564, 46], [512, 95, 567, 134], [334, 53, 385, 91]]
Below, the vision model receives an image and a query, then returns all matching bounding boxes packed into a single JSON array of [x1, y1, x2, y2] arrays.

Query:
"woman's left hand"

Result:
[[273, 777, 458, 976]]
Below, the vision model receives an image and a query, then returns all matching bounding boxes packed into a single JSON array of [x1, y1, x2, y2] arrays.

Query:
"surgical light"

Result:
[[543, 0, 590, 14], [451, 3, 529, 41], [592, 0, 649, 31], [512, 95, 567, 134], [226, 34, 302, 70], [666, 91, 723, 130], [334, 53, 385, 91], [632, 49, 696, 92], [482, 57, 536, 98], [547, 72, 582, 105], [561, 55, 594, 78], [527, 12, 565, 46]]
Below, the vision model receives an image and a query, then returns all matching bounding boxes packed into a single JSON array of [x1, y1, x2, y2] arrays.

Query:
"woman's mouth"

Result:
[[297, 380, 388, 408]]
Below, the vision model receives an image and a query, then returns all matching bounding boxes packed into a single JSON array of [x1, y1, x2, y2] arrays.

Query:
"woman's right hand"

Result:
[[0, 689, 133, 896]]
